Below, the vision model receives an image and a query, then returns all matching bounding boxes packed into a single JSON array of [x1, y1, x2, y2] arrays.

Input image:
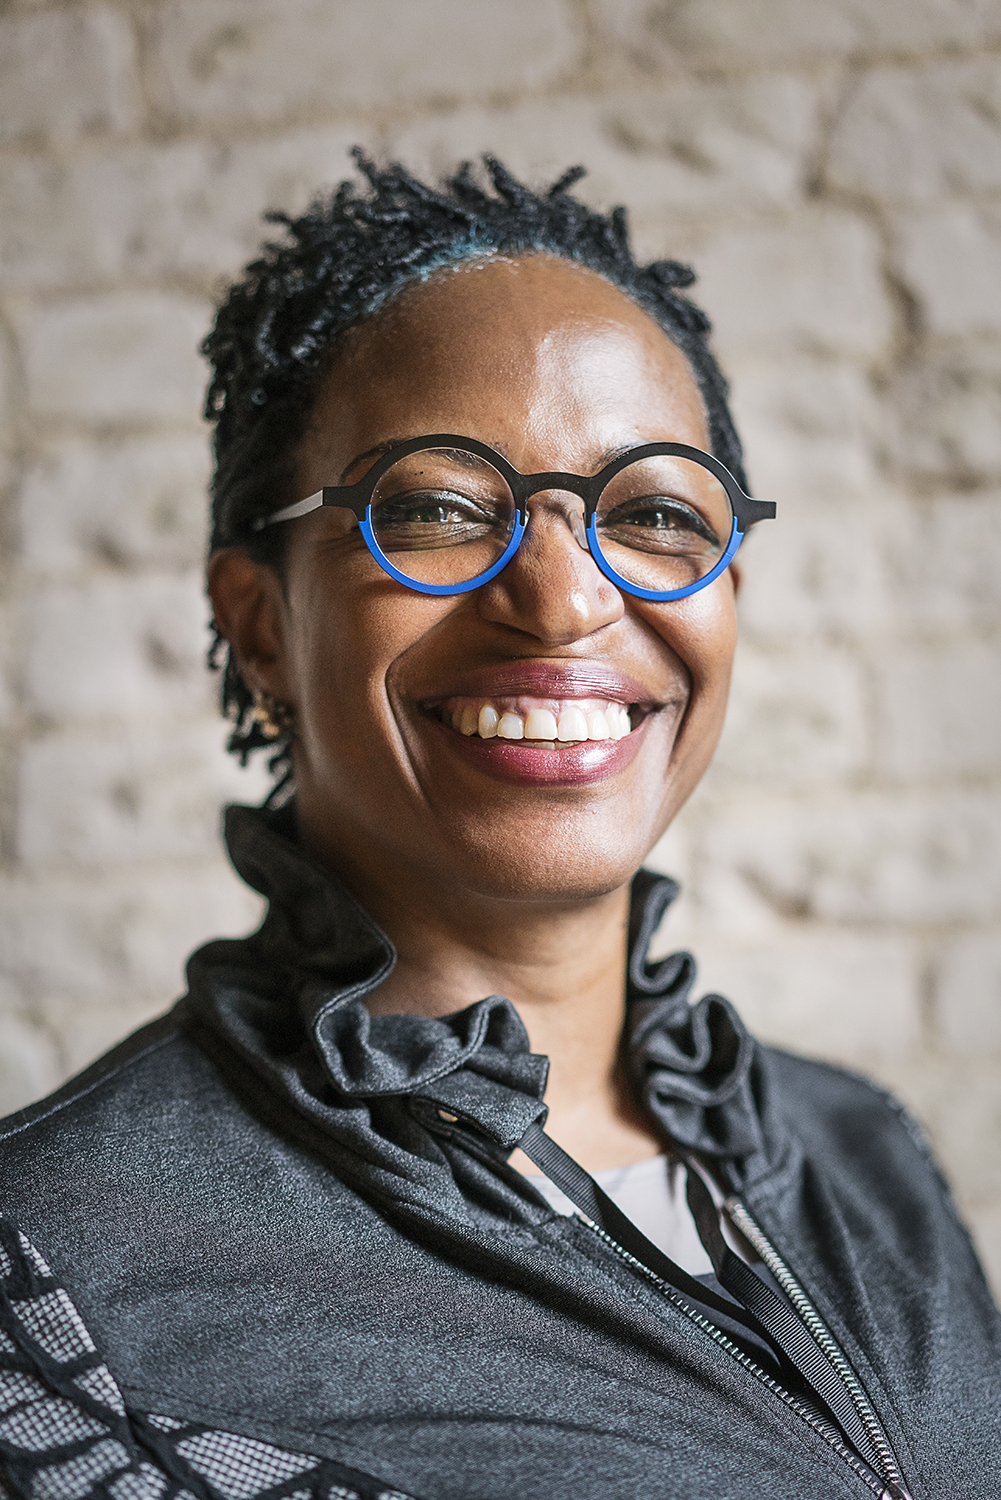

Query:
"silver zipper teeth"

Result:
[[724, 1198, 910, 1500], [579, 1216, 888, 1499]]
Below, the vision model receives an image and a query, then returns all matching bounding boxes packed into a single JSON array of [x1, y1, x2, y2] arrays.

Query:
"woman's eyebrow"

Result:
[[339, 435, 506, 483], [339, 440, 401, 483]]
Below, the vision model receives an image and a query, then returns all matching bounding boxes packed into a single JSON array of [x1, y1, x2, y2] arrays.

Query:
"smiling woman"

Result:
[[0, 158, 998, 1500]]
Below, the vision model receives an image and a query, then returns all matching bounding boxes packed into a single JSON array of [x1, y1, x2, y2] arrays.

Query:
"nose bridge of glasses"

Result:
[[518, 472, 592, 551], [516, 474, 594, 552]]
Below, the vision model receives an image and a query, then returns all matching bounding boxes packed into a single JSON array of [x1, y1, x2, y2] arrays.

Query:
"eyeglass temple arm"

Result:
[[252, 487, 370, 531], [733, 494, 776, 526]]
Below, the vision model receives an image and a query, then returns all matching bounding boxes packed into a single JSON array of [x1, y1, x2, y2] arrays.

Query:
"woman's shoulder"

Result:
[[764, 1044, 929, 1139], [761, 1044, 956, 1211], [0, 1006, 248, 1240], [0, 1007, 208, 1145]]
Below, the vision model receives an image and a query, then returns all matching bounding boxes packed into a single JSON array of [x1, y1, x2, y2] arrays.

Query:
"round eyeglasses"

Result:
[[254, 435, 776, 601]]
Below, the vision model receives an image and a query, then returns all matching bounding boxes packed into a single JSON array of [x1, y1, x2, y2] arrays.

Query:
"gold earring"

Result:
[[251, 689, 294, 740]]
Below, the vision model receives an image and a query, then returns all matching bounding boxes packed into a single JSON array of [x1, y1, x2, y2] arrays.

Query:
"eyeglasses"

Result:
[[254, 435, 775, 601]]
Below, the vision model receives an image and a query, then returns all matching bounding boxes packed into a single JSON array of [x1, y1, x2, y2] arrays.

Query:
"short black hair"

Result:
[[203, 151, 748, 779]]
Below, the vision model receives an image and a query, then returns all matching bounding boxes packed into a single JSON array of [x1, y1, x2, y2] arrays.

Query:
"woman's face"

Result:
[[217, 255, 739, 907]]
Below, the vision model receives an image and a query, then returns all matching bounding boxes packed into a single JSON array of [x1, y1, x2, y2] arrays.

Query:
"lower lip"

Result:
[[435, 715, 650, 787]]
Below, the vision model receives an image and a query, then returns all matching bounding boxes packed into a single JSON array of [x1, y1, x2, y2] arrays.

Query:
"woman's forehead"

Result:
[[301, 254, 710, 478]]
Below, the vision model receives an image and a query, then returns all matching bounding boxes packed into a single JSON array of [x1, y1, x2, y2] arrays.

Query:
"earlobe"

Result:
[[206, 549, 292, 700]]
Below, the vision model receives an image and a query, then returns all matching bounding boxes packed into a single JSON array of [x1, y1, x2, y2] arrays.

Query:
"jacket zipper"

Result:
[[578, 1213, 909, 1500], [723, 1198, 911, 1500]]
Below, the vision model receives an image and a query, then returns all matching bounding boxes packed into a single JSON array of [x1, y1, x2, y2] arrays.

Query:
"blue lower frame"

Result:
[[358, 508, 742, 600], [587, 514, 743, 601], [359, 512, 527, 596]]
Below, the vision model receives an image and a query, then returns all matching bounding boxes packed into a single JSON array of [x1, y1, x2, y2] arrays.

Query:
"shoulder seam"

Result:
[[0, 1020, 180, 1143]]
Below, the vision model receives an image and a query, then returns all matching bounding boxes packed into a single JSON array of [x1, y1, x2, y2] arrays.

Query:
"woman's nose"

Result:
[[475, 493, 625, 644]]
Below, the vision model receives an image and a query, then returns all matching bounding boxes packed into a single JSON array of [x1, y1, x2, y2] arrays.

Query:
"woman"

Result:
[[0, 157, 997, 1500]]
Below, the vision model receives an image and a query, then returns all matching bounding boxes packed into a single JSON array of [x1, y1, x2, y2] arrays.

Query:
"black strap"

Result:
[[518, 1122, 880, 1469], [680, 1157, 880, 1466], [519, 1121, 764, 1337]]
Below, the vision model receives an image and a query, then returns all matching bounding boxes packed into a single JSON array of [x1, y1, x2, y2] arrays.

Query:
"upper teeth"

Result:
[[448, 700, 632, 742]]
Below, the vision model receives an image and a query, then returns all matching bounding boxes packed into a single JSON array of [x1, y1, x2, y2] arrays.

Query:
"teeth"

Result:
[[525, 708, 559, 740], [449, 699, 635, 744], [557, 706, 589, 742], [497, 712, 524, 740]]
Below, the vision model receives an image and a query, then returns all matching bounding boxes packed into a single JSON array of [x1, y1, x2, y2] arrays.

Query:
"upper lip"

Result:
[[418, 659, 662, 707]]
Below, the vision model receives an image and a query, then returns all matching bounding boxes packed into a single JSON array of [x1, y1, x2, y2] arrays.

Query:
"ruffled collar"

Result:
[[186, 802, 774, 1170]]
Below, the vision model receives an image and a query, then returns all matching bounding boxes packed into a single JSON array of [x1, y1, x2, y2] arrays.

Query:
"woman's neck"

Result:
[[357, 875, 663, 1173]]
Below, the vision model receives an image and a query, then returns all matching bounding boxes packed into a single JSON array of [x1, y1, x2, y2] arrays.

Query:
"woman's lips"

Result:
[[433, 711, 651, 787], [416, 657, 674, 786], [426, 658, 652, 705]]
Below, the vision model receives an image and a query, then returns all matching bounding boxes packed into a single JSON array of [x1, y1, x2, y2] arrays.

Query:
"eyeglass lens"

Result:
[[367, 446, 732, 593]]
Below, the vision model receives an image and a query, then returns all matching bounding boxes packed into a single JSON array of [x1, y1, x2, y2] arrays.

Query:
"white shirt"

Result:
[[524, 1153, 755, 1276]]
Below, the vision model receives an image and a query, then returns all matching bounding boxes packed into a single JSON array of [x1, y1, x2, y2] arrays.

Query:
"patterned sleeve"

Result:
[[0, 1221, 417, 1500]]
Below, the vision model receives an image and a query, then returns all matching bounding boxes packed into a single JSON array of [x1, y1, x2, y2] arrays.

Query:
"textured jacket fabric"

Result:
[[1, 801, 999, 1500]]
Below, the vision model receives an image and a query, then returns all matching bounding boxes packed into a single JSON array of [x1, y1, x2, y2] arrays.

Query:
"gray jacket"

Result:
[[0, 802, 998, 1500]]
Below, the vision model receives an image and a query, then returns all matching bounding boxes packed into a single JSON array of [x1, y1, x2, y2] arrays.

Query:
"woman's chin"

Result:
[[424, 811, 664, 907]]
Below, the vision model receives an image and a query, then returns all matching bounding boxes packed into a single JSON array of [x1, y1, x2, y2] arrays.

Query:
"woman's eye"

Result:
[[601, 497, 719, 546], [406, 500, 462, 524], [376, 490, 489, 527]]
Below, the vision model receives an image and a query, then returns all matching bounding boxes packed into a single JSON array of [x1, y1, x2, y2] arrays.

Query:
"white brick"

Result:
[[39, 995, 171, 1083], [0, 126, 365, 292], [886, 493, 1001, 635], [935, 932, 1001, 1057], [593, 0, 1001, 67], [827, 58, 1001, 203], [882, 357, 1001, 487], [675, 932, 921, 1066], [17, 435, 211, 575], [696, 791, 1001, 930], [967, 1204, 1001, 1302], [16, 292, 210, 425], [0, 317, 15, 449], [145, 0, 579, 128], [0, 6, 140, 146], [725, 356, 878, 501], [729, 484, 1001, 655], [734, 490, 894, 646], [873, 642, 1001, 781], [895, 204, 1001, 339], [391, 75, 818, 221], [923, 1066, 1001, 1199], [16, 720, 270, 869], [740, 485, 1001, 653], [685, 211, 893, 361], [0, 1013, 61, 1118], [0, 864, 265, 1002], [22, 571, 212, 721], [875, 1056, 1001, 1202], [712, 642, 868, 789], [0, 597, 17, 724]]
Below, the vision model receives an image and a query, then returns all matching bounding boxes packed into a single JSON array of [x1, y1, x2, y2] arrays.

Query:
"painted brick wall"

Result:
[[1, 0, 1000, 1288]]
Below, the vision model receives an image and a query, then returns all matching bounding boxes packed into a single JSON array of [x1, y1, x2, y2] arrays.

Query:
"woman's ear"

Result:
[[207, 549, 293, 702]]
